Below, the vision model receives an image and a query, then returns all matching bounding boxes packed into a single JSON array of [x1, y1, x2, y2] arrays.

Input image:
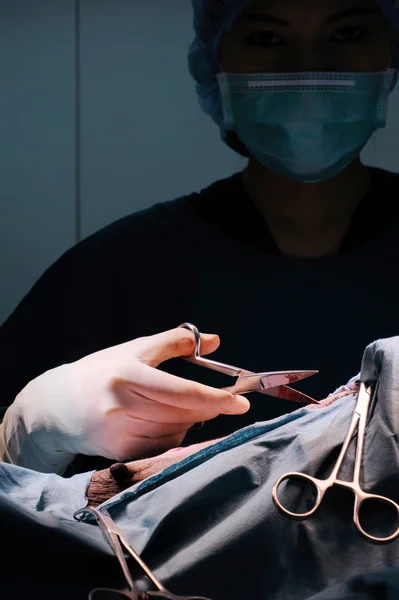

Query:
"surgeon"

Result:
[[1, 0, 399, 473]]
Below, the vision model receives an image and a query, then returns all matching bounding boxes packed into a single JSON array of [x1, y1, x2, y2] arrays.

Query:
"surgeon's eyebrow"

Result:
[[237, 13, 290, 26], [326, 6, 383, 22], [237, 6, 381, 27]]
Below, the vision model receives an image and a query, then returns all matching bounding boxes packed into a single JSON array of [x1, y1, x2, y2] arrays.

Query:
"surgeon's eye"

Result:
[[330, 26, 368, 43], [245, 30, 286, 47]]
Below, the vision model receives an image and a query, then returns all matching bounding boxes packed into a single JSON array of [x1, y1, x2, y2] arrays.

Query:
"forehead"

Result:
[[239, 0, 384, 19]]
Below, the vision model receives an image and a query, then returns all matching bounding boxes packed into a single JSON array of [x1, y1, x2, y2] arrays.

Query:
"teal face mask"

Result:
[[217, 70, 396, 183]]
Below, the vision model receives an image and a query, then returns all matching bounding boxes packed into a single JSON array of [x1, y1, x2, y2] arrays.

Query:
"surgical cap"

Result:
[[188, 0, 399, 152]]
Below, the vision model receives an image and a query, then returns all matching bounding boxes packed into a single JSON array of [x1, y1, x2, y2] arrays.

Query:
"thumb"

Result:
[[134, 327, 221, 368]]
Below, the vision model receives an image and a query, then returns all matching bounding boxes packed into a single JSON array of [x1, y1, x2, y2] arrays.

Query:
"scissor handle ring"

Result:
[[179, 323, 202, 357], [354, 492, 399, 543], [272, 472, 323, 518]]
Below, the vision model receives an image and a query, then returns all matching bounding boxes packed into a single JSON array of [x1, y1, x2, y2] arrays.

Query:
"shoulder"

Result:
[[368, 166, 399, 193], [97, 170, 241, 242], [366, 166, 399, 222], [37, 173, 239, 280], [60, 173, 240, 262]]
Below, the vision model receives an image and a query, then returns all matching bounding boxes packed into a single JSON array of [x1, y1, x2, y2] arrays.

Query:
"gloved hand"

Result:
[[0, 327, 250, 474]]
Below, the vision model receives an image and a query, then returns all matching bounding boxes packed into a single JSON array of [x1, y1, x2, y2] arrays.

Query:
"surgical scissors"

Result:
[[74, 506, 212, 600], [179, 323, 319, 405], [272, 381, 399, 542]]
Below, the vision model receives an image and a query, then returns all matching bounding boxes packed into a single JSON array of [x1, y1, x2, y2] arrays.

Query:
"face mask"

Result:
[[217, 70, 396, 183]]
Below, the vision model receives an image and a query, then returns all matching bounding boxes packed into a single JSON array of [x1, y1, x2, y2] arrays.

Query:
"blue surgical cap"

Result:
[[188, 0, 254, 130], [188, 0, 399, 141]]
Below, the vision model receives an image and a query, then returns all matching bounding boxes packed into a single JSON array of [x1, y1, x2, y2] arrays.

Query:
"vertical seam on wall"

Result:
[[75, 0, 82, 243]]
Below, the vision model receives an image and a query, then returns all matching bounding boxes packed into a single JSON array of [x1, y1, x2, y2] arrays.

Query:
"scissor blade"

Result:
[[260, 370, 318, 388], [225, 370, 318, 395], [258, 384, 320, 405]]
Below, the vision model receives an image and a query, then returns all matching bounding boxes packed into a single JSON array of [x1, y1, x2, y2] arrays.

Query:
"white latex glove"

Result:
[[0, 327, 250, 474]]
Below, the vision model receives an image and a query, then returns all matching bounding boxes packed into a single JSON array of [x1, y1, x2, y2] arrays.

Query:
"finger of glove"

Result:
[[112, 383, 228, 423], [131, 327, 221, 367], [112, 362, 250, 415]]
